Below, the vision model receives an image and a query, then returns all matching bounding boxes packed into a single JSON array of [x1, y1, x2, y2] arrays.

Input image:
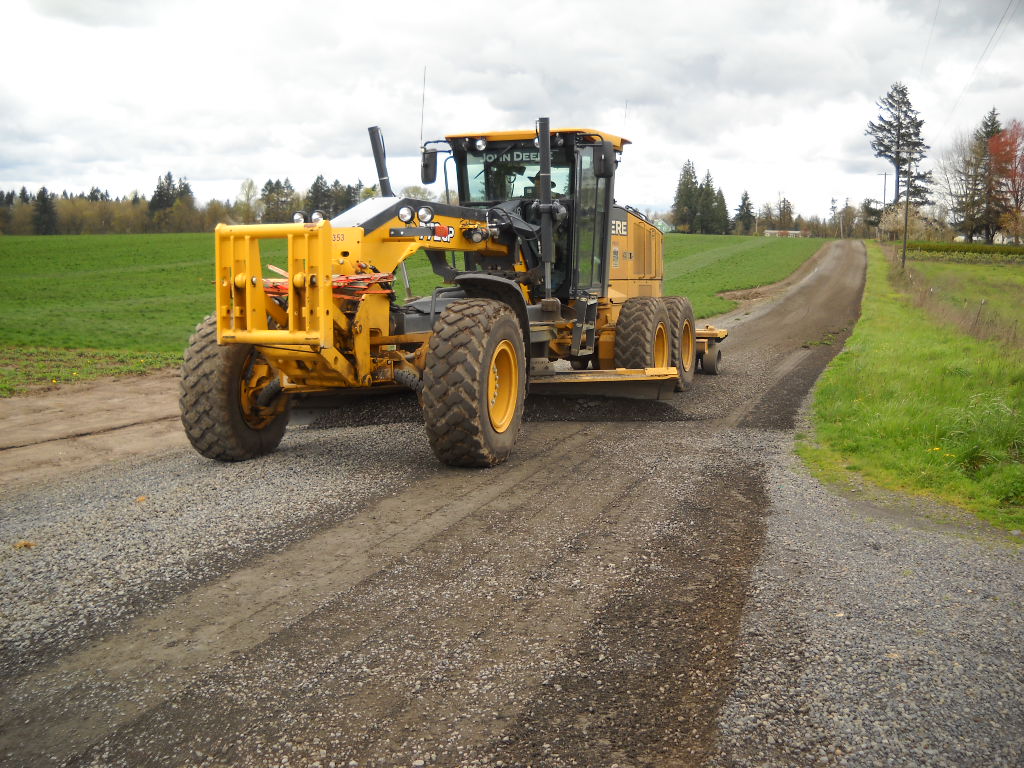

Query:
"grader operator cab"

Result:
[[179, 118, 727, 467]]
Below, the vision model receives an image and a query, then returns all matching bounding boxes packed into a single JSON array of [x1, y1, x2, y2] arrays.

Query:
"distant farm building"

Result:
[[763, 229, 805, 237]]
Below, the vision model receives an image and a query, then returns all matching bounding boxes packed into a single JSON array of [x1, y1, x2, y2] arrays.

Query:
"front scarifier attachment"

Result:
[[421, 299, 526, 467]]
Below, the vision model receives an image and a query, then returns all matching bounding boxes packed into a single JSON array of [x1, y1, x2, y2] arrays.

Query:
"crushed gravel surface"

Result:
[[1, 240, 1021, 767]]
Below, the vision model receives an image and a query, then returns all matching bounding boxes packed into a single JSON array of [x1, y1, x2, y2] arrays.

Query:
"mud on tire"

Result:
[[179, 315, 290, 461], [614, 297, 671, 369], [664, 296, 697, 391], [421, 299, 526, 468]]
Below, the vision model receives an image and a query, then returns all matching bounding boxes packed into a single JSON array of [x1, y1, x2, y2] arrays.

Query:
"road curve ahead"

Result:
[[1, 241, 867, 767]]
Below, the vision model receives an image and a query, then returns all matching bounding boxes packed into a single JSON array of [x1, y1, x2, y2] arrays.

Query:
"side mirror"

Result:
[[594, 141, 616, 179], [421, 149, 438, 184]]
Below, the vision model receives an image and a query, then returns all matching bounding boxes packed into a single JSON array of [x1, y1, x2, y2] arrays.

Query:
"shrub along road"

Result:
[[1, 240, 1021, 767]]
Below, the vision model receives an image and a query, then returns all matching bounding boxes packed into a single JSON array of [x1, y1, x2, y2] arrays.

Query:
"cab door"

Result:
[[572, 145, 613, 295]]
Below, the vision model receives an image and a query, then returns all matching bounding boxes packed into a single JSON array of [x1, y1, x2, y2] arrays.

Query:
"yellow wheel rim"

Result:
[[238, 350, 284, 429], [487, 339, 519, 433], [680, 319, 695, 372], [654, 322, 670, 368]]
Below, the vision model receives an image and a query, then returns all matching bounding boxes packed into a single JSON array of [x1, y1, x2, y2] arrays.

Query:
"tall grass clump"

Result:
[[801, 241, 1024, 529]]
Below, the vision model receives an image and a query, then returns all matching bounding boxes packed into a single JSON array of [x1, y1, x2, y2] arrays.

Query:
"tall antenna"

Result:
[[419, 67, 427, 148]]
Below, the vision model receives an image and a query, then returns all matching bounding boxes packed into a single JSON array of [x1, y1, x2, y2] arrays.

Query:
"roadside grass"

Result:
[[799, 241, 1024, 530], [0, 231, 826, 395], [904, 259, 1024, 347], [662, 234, 829, 317]]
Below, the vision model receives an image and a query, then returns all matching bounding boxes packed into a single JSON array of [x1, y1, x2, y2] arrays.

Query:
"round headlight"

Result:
[[473, 137, 487, 151], [311, 210, 324, 223], [417, 206, 434, 223], [293, 212, 305, 224], [397, 205, 415, 223]]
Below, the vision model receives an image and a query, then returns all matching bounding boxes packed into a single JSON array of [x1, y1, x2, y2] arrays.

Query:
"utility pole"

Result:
[[878, 171, 888, 207], [901, 160, 912, 269]]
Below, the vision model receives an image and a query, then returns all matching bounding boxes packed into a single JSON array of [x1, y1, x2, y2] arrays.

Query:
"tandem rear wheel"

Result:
[[421, 298, 526, 467], [614, 297, 671, 369], [664, 296, 697, 391]]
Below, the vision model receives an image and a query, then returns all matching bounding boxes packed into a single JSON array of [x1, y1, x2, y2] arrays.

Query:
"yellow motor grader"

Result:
[[179, 118, 727, 467]]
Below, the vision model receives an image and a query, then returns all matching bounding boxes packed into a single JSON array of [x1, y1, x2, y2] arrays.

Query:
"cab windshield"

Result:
[[460, 143, 574, 204]]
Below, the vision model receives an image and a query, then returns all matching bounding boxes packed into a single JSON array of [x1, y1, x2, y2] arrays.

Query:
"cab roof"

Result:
[[444, 128, 630, 152]]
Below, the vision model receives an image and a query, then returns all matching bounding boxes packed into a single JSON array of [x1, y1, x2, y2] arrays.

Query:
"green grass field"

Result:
[[662, 234, 829, 316], [0, 232, 825, 395], [800, 241, 1024, 530]]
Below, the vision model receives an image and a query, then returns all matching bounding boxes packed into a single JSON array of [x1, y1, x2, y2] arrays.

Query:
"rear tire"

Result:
[[421, 299, 526, 467], [702, 343, 722, 375], [179, 315, 290, 461], [614, 297, 671, 369], [664, 296, 697, 391]]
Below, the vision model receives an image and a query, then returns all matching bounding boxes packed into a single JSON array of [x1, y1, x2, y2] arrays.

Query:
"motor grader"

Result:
[[179, 117, 727, 467]]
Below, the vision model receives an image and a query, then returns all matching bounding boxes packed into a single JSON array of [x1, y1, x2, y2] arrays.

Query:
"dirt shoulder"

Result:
[[0, 369, 185, 490]]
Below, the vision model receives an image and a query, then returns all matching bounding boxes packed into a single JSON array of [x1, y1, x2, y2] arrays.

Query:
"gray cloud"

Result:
[[30, 0, 164, 27]]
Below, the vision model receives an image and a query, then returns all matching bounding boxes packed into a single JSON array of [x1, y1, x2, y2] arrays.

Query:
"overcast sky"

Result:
[[2, 0, 1021, 220]]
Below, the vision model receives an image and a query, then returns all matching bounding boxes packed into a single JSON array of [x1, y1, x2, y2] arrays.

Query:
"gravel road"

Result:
[[1, 239, 1021, 767]]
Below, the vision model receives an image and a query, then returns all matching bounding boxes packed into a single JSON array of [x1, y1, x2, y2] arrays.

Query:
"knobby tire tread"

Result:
[[421, 299, 524, 468], [664, 295, 697, 391], [614, 297, 668, 369], [179, 315, 288, 461]]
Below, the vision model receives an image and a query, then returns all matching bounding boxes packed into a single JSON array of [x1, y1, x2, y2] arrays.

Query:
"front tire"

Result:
[[179, 315, 290, 461], [664, 296, 697, 391], [421, 299, 526, 467]]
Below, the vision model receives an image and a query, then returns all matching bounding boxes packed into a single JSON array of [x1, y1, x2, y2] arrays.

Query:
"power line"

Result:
[[938, 0, 1021, 139], [919, 0, 941, 78]]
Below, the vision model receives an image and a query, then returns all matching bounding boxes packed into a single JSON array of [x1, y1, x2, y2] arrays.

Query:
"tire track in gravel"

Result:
[[1, 241, 867, 767]]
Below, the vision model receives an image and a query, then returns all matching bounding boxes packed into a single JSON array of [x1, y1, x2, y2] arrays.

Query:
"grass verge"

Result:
[[904, 259, 1024, 347], [798, 241, 1024, 530]]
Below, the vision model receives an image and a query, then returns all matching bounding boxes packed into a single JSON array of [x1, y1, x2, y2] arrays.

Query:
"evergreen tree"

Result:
[[777, 197, 794, 230], [733, 190, 755, 234], [176, 177, 194, 204], [865, 82, 930, 204], [671, 160, 698, 232], [860, 198, 882, 229], [306, 175, 331, 215], [330, 179, 362, 215], [32, 187, 58, 235], [713, 188, 729, 234], [694, 171, 716, 233], [976, 107, 1004, 243], [149, 172, 178, 213], [19, 187, 30, 204]]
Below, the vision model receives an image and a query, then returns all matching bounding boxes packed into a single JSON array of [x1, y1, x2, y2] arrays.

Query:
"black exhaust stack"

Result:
[[536, 117, 555, 299], [368, 126, 395, 197], [369, 125, 412, 299]]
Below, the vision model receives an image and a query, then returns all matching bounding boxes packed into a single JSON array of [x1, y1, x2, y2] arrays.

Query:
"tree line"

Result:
[[0, 173, 384, 236], [668, 161, 865, 238], [866, 81, 1023, 243]]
